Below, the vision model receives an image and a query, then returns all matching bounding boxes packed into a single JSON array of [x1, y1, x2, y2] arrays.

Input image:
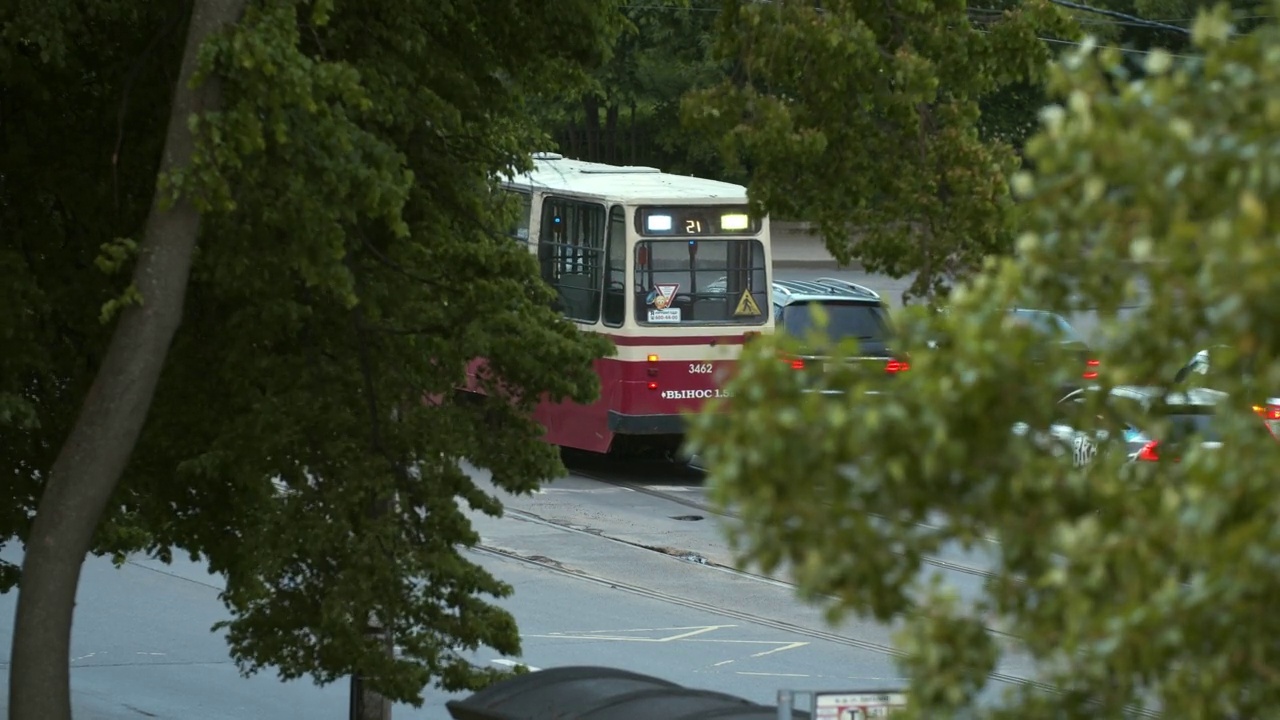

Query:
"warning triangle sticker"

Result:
[[734, 289, 761, 317], [653, 283, 680, 310]]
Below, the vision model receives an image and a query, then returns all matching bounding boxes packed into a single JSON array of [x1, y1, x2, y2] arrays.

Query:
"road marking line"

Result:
[[659, 625, 736, 642], [713, 660, 735, 667], [684, 639, 799, 646], [749, 641, 809, 657], [736, 671, 810, 678], [533, 488, 635, 494], [526, 635, 663, 642], [531, 625, 738, 643], [491, 659, 541, 671], [548, 625, 736, 635]]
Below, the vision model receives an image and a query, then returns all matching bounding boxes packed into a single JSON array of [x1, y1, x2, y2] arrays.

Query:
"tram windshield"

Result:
[[634, 239, 769, 326]]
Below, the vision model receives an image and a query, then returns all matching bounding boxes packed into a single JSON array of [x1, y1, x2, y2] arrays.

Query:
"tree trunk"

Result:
[[628, 100, 636, 165], [6, 1, 247, 718], [582, 94, 600, 161], [604, 103, 619, 164], [349, 612, 394, 720]]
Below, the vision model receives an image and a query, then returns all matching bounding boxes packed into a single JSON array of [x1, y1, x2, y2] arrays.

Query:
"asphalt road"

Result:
[[476, 549, 908, 705], [0, 453, 1038, 719], [0, 522, 909, 719], [503, 458, 1002, 608], [465, 462, 1042, 698]]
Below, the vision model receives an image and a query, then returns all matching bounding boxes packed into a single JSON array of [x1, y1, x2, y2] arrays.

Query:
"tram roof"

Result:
[[506, 153, 748, 204]]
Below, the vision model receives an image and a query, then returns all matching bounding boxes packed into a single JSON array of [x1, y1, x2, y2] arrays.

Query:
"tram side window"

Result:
[[507, 191, 532, 241], [539, 197, 606, 323], [603, 206, 627, 327]]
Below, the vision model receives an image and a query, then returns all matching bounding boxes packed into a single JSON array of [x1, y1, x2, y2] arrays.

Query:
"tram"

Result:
[[465, 152, 775, 455]]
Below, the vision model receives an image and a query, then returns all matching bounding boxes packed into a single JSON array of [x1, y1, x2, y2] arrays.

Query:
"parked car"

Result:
[[1024, 379, 1279, 467], [932, 307, 1099, 395], [1011, 390, 1114, 467], [770, 278, 911, 386]]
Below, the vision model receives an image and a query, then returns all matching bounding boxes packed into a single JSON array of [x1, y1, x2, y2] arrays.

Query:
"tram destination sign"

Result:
[[813, 690, 908, 719]]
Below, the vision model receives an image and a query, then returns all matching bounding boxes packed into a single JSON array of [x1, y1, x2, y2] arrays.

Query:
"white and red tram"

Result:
[[470, 152, 775, 455]]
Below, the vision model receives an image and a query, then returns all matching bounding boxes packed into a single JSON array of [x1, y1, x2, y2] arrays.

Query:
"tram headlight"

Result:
[[645, 214, 672, 232], [720, 213, 750, 231]]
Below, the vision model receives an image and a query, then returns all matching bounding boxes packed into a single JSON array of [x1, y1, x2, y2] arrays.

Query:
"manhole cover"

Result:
[[670, 514, 704, 522]]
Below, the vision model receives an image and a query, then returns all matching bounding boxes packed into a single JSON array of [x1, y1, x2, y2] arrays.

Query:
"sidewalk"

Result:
[[770, 220, 860, 270]]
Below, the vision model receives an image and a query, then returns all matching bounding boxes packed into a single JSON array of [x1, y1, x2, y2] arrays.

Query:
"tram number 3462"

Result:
[[688, 363, 714, 374]]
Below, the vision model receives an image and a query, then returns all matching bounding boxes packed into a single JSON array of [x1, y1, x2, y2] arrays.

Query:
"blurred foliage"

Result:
[[689, 2, 1280, 716], [1, 0, 617, 705], [683, 0, 1079, 301]]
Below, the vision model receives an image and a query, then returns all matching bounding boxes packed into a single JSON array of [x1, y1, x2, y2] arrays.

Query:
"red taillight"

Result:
[[647, 381, 658, 390], [1083, 359, 1100, 380], [790, 359, 805, 370], [1253, 402, 1280, 439], [1135, 440, 1183, 462], [1253, 404, 1280, 421], [885, 359, 910, 374]]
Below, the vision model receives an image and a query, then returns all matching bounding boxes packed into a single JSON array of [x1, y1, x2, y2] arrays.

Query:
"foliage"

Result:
[[688, 3, 1280, 717], [538, 0, 736, 179], [2, 0, 617, 705], [684, 0, 1079, 301]]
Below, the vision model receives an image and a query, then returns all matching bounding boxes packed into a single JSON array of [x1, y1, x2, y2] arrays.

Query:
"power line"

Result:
[[621, 2, 1272, 28], [1044, 0, 1192, 34], [617, 2, 1214, 57]]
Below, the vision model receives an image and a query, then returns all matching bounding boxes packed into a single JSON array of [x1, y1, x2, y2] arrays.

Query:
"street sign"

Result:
[[813, 690, 908, 719]]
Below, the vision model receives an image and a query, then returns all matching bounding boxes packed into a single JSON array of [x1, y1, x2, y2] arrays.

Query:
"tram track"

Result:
[[531, 458, 1164, 716], [559, 455, 1009, 585], [469, 539, 1162, 719]]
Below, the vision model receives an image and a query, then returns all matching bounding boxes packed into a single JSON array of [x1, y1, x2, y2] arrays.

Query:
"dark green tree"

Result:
[[542, 0, 735, 179], [688, 3, 1280, 716], [684, 0, 1078, 301], [1, 0, 618, 717]]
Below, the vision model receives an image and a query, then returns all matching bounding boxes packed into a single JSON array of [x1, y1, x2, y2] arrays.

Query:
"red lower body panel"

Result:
[[464, 356, 735, 454]]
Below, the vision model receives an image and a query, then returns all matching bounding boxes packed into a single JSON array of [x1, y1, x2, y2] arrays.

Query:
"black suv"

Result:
[[771, 278, 909, 381]]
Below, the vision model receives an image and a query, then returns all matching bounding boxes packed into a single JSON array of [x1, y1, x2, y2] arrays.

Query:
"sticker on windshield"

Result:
[[648, 283, 680, 310], [734, 289, 761, 317], [648, 308, 681, 323]]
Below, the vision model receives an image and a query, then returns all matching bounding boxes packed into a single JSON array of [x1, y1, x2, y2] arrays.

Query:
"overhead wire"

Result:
[[618, 1, 1272, 55]]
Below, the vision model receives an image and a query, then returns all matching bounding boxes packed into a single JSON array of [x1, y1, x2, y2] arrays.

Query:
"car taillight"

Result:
[[1135, 439, 1184, 462], [1253, 403, 1280, 420], [1083, 359, 1100, 380], [885, 359, 909, 374], [1253, 400, 1280, 439], [789, 358, 805, 370]]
